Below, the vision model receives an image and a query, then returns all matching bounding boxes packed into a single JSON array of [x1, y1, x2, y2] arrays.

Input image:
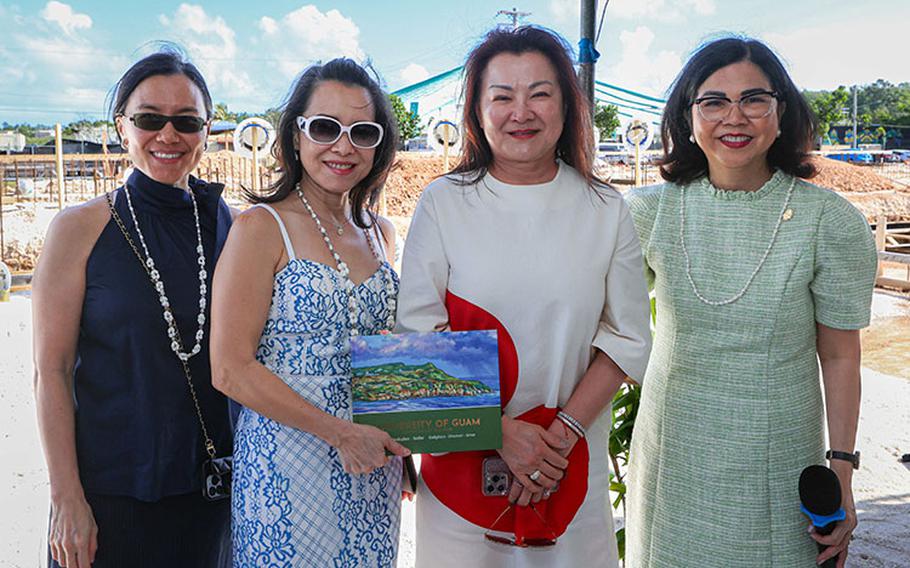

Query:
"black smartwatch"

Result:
[[826, 450, 860, 470]]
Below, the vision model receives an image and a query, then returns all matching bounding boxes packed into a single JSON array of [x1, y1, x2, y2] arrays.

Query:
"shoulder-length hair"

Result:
[[660, 36, 817, 184], [250, 58, 398, 229], [451, 26, 602, 188]]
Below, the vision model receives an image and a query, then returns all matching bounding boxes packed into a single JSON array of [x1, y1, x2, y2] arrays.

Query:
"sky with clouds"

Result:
[[352, 330, 499, 379], [1, 0, 907, 124]]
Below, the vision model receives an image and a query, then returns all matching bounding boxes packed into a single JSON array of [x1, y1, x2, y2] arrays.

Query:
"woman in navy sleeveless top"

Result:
[[33, 50, 234, 568]]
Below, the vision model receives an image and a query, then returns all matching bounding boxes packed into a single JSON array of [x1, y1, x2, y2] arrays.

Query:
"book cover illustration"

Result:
[[350, 330, 502, 453]]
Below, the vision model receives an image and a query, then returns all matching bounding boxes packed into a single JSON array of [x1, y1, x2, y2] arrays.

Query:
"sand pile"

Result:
[[383, 153, 447, 217], [811, 157, 900, 193], [808, 158, 910, 222]]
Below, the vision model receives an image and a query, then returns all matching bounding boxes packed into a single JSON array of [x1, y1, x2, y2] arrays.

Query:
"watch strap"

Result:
[[826, 450, 860, 470]]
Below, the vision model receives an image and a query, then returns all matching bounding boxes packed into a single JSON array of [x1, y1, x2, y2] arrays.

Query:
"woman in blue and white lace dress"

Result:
[[210, 58, 409, 567]]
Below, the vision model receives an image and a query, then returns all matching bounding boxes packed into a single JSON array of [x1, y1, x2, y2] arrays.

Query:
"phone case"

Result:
[[482, 457, 512, 496]]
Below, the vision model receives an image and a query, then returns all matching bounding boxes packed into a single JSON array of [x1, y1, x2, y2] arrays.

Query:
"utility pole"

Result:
[[852, 85, 858, 149], [578, 0, 597, 119], [496, 7, 530, 29]]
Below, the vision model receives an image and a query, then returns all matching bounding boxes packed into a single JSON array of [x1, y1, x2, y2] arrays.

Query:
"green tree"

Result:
[[212, 102, 252, 123], [263, 107, 282, 130], [388, 94, 421, 146], [594, 103, 621, 141], [805, 86, 849, 141]]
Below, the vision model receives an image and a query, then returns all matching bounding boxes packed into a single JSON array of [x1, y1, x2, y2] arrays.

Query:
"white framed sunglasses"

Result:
[[295, 115, 384, 149]]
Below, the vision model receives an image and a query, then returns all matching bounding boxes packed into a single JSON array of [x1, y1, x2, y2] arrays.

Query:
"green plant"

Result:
[[594, 103, 621, 142], [388, 94, 421, 146], [805, 86, 849, 143]]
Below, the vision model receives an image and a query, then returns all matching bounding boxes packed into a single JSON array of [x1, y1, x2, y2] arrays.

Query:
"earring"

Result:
[[776, 129, 782, 138], [688, 134, 695, 144]]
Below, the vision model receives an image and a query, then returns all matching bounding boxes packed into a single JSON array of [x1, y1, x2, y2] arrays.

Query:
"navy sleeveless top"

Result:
[[74, 168, 234, 501]]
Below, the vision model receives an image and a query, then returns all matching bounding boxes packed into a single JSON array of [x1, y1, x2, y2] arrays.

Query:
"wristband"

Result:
[[556, 410, 586, 439]]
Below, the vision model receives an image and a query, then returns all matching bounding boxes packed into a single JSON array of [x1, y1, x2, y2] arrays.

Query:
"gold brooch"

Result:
[[782, 208, 794, 221]]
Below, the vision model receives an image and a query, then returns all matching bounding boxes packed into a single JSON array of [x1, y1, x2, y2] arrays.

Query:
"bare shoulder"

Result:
[[35, 195, 112, 285], [230, 203, 283, 238], [44, 195, 111, 252], [376, 215, 397, 239]]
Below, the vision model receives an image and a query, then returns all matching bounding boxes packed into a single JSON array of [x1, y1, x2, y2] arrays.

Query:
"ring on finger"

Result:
[[529, 469, 542, 482]]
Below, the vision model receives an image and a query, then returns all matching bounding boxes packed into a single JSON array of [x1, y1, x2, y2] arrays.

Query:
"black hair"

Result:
[[108, 45, 213, 121], [249, 58, 398, 230], [660, 36, 817, 183]]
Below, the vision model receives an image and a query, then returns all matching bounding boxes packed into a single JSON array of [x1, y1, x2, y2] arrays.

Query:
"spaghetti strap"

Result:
[[250, 204, 296, 260], [370, 220, 387, 262]]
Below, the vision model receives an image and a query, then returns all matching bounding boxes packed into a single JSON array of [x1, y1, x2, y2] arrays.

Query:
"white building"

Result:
[[0, 131, 26, 152]]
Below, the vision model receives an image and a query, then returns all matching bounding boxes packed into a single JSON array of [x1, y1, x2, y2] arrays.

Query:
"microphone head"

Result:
[[799, 465, 842, 516]]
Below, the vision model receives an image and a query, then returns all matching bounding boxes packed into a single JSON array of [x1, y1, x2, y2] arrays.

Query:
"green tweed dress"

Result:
[[624, 171, 878, 568]]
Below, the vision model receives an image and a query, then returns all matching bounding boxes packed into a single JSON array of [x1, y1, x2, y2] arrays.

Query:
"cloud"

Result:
[[548, 0, 580, 22], [258, 16, 278, 35], [352, 331, 499, 376], [762, 19, 909, 90], [0, 2, 126, 121], [400, 63, 430, 86], [254, 5, 365, 82], [158, 4, 255, 97], [551, 0, 715, 23], [601, 26, 682, 98], [40, 1, 92, 37]]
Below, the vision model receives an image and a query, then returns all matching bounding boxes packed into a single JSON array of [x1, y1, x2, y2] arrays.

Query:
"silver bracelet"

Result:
[[556, 410, 586, 439]]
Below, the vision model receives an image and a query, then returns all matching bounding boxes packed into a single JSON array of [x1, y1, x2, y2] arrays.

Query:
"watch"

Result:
[[826, 450, 860, 470]]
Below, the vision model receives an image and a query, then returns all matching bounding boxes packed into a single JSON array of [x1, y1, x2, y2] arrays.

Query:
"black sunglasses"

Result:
[[124, 113, 208, 133]]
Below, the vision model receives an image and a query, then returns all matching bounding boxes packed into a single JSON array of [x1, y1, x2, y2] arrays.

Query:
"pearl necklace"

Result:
[[679, 175, 796, 306], [296, 184, 396, 334], [122, 184, 208, 361]]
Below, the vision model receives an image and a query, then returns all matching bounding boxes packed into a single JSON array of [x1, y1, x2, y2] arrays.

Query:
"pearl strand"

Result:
[[679, 176, 796, 306], [296, 185, 396, 334], [122, 184, 208, 361]]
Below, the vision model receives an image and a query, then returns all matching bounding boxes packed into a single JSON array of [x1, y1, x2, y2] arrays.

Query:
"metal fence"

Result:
[[0, 151, 280, 268], [0, 151, 278, 205]]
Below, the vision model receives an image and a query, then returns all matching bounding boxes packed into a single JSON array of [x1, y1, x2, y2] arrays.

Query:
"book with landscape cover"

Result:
[[350, 330, 502, 453]]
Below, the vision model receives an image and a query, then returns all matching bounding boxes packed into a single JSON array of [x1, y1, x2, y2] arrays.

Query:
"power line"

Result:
[[595, 0, 610, 43]]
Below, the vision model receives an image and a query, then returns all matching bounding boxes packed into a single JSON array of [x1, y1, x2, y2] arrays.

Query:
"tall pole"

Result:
[[55, 123, 65, 209], [852, 85, 858, 149], [251, 128, 260, 192], [578, 0, 597, 120]]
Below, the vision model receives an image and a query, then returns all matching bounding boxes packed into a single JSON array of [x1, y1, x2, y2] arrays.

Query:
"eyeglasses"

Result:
[[692, 91, 779, 122], [483, 503, 557, 548], [123, 113, 208, 133], [296, 115, 384, 149]]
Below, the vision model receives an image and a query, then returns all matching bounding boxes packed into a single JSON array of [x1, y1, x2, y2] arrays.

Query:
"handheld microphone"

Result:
[[799, 465, 845, 568]]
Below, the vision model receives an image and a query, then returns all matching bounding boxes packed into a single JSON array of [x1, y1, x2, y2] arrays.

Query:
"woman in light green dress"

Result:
[[625, 37, 877, 568]]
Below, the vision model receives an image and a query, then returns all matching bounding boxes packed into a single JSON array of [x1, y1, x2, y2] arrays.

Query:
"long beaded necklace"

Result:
[[679, 175, 796, 306], [296, 184, 396, 334], [122, 184, 208, 361]]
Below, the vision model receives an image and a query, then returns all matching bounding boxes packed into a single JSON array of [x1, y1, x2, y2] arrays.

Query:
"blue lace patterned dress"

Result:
[[232, 204, 402, 568]]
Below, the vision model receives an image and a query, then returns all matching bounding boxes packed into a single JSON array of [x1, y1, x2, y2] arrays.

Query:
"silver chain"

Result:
[[680, 176, 796, 306], [296, 184, 396, 333], [121, 183, 208, 361]]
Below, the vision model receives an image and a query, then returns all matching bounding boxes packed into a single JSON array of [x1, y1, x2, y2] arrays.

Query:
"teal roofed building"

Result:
[[392, 65, 667, 144]]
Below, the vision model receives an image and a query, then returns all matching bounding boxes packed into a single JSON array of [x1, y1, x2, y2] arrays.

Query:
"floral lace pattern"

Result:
[[232, 259, 402, 567]]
